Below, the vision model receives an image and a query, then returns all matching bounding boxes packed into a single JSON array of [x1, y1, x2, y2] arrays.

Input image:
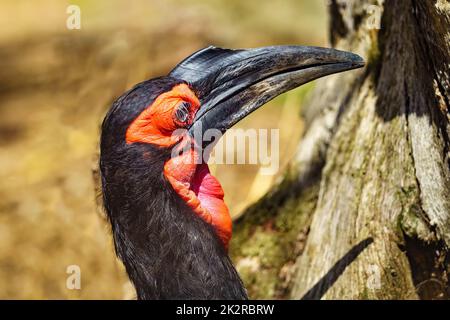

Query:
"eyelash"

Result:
[[174, 102, 190, 124]]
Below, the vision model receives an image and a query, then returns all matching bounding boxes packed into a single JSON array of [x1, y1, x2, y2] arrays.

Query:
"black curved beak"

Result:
[[169, 46, 364, 148]]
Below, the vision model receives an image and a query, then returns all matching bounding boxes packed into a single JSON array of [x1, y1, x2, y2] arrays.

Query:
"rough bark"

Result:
[[231, 0, 450, 300]]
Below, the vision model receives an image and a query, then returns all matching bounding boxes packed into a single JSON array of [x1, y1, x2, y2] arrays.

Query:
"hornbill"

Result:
[[100, 46, 364, 299]]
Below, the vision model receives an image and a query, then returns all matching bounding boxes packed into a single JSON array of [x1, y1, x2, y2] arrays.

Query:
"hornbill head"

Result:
[[100, 46, 364, 299]]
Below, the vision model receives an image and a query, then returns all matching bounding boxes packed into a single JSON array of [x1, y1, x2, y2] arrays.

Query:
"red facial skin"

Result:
[[126, 84, 232, 249], [126, 84, 200, 147]]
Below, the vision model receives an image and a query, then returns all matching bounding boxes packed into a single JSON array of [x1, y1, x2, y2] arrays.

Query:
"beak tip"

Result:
[[351, 53, 365, 68]]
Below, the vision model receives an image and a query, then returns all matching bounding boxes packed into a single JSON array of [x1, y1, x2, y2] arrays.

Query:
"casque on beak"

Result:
[[169, 45, 364, 148]]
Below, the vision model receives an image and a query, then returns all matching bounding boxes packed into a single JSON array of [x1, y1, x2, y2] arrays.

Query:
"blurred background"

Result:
[[0, 0, 327, 299]]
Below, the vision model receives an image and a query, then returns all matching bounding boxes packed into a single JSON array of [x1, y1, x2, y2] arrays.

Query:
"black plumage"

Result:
[[100, 78, 247, 299]]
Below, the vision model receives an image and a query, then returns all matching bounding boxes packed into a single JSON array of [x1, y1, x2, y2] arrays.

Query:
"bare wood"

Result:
[[233, 0, 450, 299]]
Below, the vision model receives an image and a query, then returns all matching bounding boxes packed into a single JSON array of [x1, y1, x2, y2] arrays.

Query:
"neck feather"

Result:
[[102, 163, 247, 299]]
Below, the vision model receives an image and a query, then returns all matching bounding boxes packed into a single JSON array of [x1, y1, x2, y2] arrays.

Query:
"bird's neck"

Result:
[[105, 172, 247, 299]]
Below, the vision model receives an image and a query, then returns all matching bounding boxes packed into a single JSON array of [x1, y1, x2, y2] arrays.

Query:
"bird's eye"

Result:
[[174, 102, 190, 125]]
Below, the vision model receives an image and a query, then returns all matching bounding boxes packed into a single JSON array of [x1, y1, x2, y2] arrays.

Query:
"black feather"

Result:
[[100, 77, 247, 299]]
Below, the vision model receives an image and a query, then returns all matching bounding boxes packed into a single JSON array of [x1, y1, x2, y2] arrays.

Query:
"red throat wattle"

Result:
[[164, 147, 232, 249]]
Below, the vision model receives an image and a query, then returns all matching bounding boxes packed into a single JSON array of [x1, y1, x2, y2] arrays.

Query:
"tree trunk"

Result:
[[230, 0, 450, 300]]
